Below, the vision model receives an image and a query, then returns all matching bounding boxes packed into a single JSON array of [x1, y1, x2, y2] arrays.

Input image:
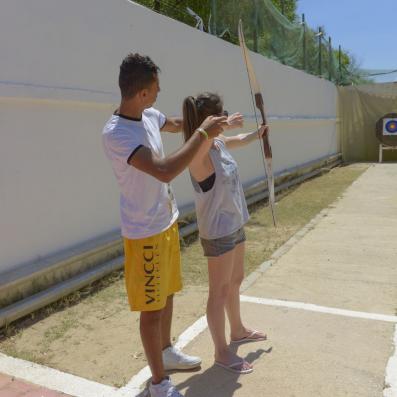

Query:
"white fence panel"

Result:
[[0, 0, 338, 272]]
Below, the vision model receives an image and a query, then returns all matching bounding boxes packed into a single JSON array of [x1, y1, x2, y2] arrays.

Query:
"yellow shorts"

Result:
[[123, 222, 182, 311]]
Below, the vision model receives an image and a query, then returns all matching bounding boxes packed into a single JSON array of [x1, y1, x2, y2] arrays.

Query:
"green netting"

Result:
[[339, 83, 397, 161], [211, 0, 350, 84], [133, 0, 365, 85]]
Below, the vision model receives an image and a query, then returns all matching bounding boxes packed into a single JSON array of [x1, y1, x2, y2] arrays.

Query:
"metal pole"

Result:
[[318, 27, 322, 77], [302, 14, 306, 70], [328, 36, 332, 80], [338, 45, 342, 84], [211, 0, 217, 35], [253, 0, 258, 52]]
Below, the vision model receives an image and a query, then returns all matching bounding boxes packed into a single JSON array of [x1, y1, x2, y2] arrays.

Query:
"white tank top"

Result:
[[191, 138, 249, 239]]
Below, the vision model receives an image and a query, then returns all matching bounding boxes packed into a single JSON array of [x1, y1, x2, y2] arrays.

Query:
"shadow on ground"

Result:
[[177, 346, 272, 397]]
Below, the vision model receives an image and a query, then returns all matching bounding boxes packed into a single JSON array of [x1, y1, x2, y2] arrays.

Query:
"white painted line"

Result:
[[384, 324, 397, 397], [0, 352, 130, 397], [116, 366, 151, 396], [2, 291, 394, 397], [240, 295, 397, 323], [174, 315, 208, 350], [118, 316, 208, 396], [0, 164, 326, 396]]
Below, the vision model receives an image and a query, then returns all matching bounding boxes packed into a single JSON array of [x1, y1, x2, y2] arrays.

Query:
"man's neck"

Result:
[[117, 101, 144, 120]]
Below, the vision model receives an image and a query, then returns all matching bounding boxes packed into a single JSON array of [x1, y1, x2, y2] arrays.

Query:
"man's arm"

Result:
[[129, 116, 227, 183], [160, 117, 183, 133]]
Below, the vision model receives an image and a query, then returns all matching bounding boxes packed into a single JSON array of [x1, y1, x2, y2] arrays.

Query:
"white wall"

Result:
[[0, 0, 338, 273]]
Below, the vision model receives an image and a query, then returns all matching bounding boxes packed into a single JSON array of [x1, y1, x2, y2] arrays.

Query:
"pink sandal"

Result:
[[230, 330, 267, 344], [215, 360, 253, 374]]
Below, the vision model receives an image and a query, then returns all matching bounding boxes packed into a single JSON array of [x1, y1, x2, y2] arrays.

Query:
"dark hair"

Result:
[[182, 93, 223, 142], [119, 53, 160, 99]]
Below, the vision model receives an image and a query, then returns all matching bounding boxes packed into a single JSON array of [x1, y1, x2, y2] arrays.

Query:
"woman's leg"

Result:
[[225, 242, 246, 338], [207, 248, 251, 370], [226, 241, 267, 341]]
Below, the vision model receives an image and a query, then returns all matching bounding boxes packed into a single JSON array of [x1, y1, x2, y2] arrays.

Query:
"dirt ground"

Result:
[[0, 164, 369, 387]]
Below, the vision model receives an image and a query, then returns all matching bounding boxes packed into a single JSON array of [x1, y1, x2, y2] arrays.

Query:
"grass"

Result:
[[0, 163, 369, 355], [181, 163, 369, 285]]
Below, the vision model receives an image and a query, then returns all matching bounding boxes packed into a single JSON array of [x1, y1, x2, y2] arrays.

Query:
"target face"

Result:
[[383, 118, 397, 135]]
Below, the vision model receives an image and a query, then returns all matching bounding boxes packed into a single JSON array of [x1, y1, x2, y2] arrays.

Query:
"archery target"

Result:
[[376, 113, 397, 147], [383, 118, 397, 135]]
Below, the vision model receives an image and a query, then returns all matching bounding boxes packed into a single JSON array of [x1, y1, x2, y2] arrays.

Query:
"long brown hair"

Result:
[[182, 93, 223, 142]]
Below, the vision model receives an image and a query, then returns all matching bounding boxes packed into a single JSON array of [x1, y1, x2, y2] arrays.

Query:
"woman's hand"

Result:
[[257, 124, 269, 139], [225, 112, 244, 130]]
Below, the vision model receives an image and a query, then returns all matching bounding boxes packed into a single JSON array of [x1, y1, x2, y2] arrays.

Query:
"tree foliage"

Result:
[[271, 0, 297, 22], [133, 0, 366, 85]]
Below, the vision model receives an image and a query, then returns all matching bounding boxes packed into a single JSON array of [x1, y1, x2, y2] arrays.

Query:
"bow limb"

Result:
[[238, 20, 276, 227]]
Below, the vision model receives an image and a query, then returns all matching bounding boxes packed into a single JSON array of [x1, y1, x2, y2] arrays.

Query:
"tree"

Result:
[[270, 0, 297, 22], [133, 0, 363, 85], [153, 0, 161, 11], [336, 50, 372, 85]]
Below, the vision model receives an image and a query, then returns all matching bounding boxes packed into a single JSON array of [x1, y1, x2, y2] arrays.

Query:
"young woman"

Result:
[[182, 93, 267, 374]]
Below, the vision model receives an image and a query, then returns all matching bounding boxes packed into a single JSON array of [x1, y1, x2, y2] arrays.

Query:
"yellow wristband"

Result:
[[196, 127, 209, 140]]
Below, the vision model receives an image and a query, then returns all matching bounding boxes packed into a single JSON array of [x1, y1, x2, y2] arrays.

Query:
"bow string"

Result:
[[238, 19, 276, 227]]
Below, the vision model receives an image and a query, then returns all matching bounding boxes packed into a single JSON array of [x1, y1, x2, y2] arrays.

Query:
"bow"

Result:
[[238, 19, 276, 227]]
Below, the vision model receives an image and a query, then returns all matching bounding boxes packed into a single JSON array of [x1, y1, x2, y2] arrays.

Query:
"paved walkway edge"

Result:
[[1, 165, 396, 396], [0, 352, 126, 397], [384, 324, 397, 397], [123, 204, 338, 395]]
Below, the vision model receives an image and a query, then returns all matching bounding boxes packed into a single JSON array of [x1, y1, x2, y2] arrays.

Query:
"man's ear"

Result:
[[140, 88, 149, 99]]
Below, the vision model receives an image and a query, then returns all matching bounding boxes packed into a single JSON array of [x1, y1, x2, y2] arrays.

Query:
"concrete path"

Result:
[[169, 163, 397, 397], [0, 163, 396, 396]]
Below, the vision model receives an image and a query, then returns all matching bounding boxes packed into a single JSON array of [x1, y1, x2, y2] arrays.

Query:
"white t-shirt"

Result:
[[102, 107, 178, 239]]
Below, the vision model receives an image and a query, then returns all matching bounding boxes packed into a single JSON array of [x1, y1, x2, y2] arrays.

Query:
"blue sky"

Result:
[[296, 0, 397, 81]]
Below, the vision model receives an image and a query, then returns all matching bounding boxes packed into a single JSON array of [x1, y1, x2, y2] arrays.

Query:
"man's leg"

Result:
[[140, 308, 165, 384], [159, 224, 201, 371], [123, 225, 186, 396], [160, 294, 202, 370], [161, 294, 173, 350]]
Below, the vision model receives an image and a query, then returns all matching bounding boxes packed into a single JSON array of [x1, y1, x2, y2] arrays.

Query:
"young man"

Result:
[[102, 53, 227, 397]]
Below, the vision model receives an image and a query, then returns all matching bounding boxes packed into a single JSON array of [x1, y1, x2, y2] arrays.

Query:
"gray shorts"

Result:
[[200, 227, 246, 257]]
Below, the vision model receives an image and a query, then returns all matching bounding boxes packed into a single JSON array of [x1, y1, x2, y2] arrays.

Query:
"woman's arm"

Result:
[[223, 125, 269, 150]]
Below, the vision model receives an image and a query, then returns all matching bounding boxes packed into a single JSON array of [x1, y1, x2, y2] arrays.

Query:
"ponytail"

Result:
[[182, 93, 223, 142], [182, 96, 199, 142]]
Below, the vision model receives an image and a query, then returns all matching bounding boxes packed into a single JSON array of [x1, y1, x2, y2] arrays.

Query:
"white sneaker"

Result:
[[149, 376, 183, 397], [162, 346, 201, 370]]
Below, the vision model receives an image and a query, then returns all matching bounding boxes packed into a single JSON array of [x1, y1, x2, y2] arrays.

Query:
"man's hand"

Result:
[[225, 112, 244, 130], [199, 115, 228, 139]]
